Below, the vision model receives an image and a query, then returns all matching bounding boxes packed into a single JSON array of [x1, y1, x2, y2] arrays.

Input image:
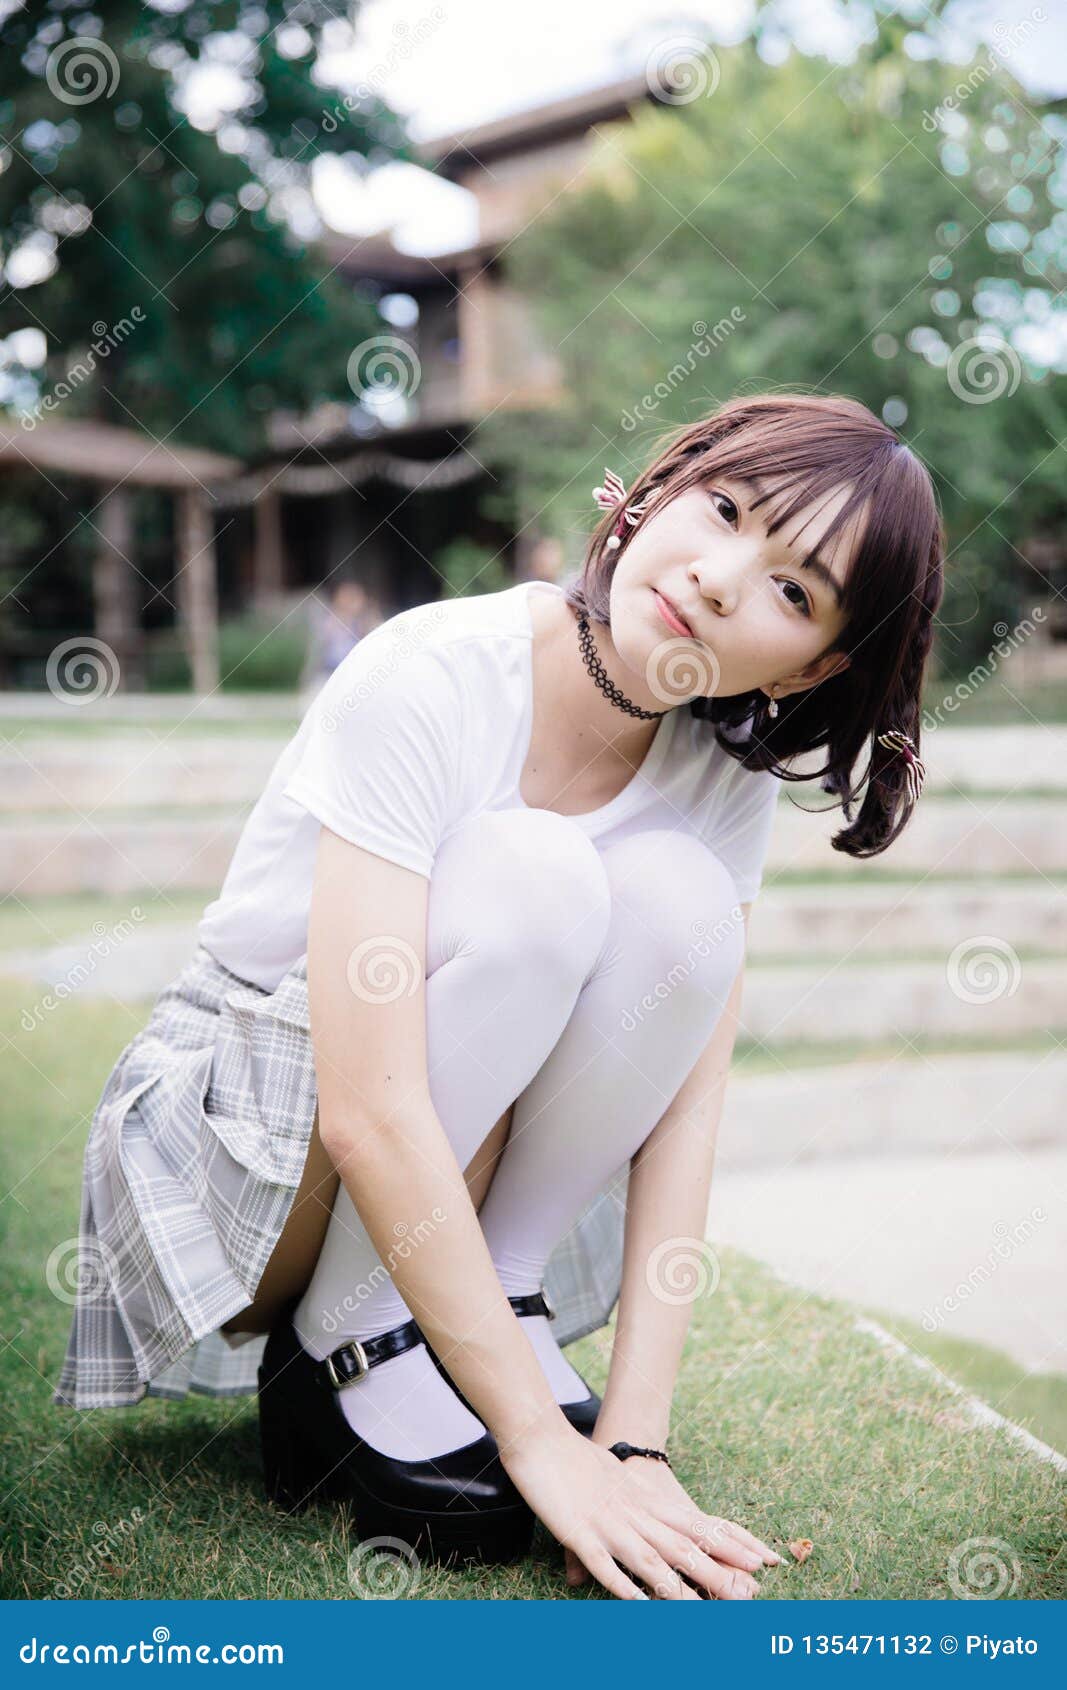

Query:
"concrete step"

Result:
[[3, 796, 1067, 895], [738, 956, 1063, 1043], [749, 880, 1067, 958], [1, 738, 284, 812], [766, 794, 1067, 876], [717, 1048, 1063, 1168]]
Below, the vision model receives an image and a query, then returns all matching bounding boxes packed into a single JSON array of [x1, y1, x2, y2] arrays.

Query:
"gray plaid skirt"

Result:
[[51, 942, 628, 1411]]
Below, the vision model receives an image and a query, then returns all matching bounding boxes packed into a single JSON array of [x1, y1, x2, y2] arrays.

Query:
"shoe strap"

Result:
[[316, 1317, 424, 1392], [507, 1288, 556, 1321]]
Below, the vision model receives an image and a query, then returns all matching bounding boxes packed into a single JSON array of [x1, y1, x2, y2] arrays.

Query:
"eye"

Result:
[[708, 490, 739, 526], [777, 578, 812, 617]]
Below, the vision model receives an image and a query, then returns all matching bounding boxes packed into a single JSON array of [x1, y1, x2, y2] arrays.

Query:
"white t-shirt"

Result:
[[196, 579, 781, 991]]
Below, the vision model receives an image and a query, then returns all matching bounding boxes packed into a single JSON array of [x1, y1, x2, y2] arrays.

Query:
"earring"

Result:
[[766, 687, 779, 719]]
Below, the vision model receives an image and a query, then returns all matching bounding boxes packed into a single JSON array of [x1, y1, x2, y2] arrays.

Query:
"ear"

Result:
[[775, 649, 851, 699]]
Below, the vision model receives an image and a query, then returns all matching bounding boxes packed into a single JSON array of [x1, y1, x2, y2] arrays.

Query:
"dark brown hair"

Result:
[[562, 391, 946, 858]]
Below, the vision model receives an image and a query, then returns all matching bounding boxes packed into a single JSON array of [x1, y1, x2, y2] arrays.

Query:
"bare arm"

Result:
[[307, 822, 568, 1456], [593, 904, 751, 1448]]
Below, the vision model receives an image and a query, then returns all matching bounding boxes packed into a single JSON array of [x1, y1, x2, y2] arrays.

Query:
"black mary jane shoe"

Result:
[[422, 1287, 602, 1438], [257, 1307, 535, 1567]]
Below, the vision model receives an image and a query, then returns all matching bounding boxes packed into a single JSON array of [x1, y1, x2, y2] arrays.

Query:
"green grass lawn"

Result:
[[1, 976, 1063, 1602]]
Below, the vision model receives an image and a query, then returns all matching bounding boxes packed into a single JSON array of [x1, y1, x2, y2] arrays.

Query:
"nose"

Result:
[[687, 551, 746, 616]]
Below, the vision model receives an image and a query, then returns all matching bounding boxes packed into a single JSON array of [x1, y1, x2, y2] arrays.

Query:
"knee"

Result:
[[598, 828, 746, 996], [430, 807, 612, 987]]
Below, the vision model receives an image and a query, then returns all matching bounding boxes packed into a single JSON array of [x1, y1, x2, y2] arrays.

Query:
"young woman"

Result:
[[52, 391, 945, 1600]]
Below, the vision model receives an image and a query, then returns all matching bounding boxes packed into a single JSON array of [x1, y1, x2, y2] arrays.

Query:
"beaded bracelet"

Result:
[[609, 1440, 672, 1469]]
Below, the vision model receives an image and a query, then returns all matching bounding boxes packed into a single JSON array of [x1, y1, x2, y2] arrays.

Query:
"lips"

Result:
[[653, 588, 695, 638]]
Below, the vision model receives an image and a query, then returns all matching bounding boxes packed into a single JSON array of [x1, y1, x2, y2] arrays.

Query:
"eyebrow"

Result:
[[742, 475, 846, 609], [797, 550, 845, 609]]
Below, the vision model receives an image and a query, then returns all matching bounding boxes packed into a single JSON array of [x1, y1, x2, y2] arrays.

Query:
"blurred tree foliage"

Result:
[[479, 23, 1067, 674], [0, 0, 412, 455]]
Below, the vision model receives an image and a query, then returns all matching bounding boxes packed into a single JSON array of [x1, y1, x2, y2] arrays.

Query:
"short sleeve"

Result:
[[704, 766, 780, 905], [281, 645, 463, 878]]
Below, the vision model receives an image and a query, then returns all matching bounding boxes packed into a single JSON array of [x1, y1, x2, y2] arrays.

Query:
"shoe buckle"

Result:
[[541, 1285, 557, 1322], [325, 1338, 370, 1389]]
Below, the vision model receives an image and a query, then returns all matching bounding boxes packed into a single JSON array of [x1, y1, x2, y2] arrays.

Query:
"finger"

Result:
[[712, 1517, 782, 1564], [614, 1530, 701, 1601], [564, 1548, 591, 1587], [643, 1522, 759, 1601], [688, 1517, 765, 1572], [573, 1538, 651, 1601]]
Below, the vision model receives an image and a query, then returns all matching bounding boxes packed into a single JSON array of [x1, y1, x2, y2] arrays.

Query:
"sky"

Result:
[[307, 0, 1067, 256]]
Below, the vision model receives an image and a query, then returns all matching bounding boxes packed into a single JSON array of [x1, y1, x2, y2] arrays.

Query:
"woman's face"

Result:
[[607, 473, 858, 707]]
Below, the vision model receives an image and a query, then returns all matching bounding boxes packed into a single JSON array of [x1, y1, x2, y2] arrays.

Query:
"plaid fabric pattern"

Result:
[[52, 944, 627, 1411]]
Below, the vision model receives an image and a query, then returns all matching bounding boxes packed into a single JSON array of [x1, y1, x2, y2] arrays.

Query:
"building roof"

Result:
[[0, 419, 242, 488], [415, 74, 657, 180]]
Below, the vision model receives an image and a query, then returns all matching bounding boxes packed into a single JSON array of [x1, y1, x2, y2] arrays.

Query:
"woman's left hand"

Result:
[[562, 1450, 781, 1596]]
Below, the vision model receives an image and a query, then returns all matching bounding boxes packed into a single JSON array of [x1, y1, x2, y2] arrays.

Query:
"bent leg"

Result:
[[474, 828, 745, 1401]]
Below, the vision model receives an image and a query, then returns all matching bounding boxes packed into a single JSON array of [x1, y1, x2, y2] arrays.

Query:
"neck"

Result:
[[545, 594, 662, 766]]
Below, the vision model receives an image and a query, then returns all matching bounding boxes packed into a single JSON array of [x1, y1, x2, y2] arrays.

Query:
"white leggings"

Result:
[[296, 806, 746, 1349]]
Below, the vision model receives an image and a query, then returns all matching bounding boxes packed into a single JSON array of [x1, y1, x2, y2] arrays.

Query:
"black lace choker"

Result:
[[575, 611, 669, 721]]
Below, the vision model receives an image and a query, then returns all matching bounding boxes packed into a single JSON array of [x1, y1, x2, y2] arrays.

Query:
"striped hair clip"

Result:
[[876, 728, 927, 804], [593, 468, 657, 551]]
